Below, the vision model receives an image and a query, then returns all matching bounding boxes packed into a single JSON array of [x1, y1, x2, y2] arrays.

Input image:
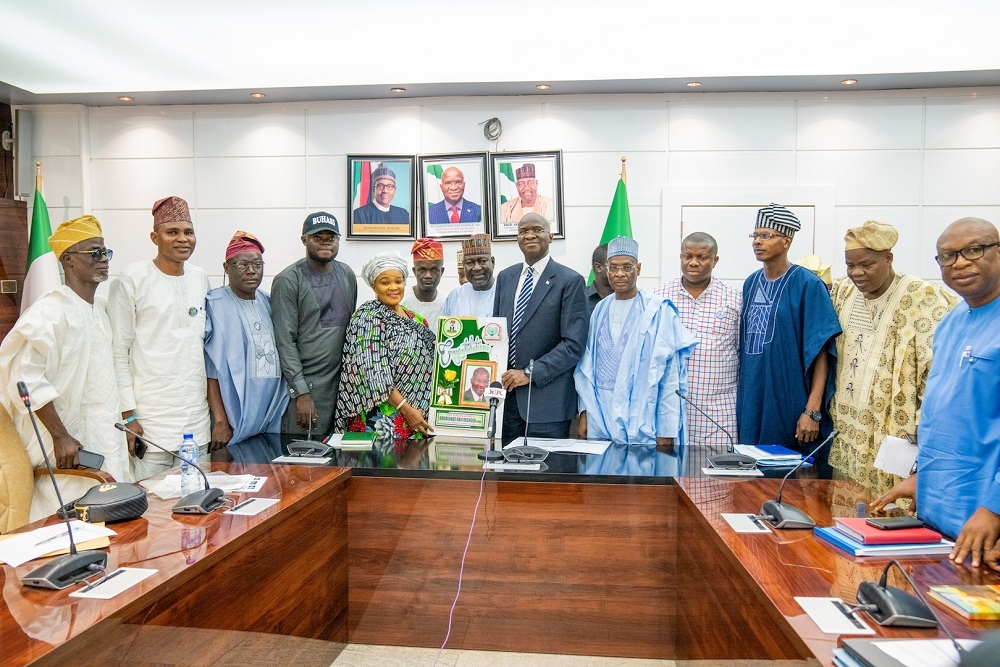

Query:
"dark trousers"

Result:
[[501, 386, 572, 446]]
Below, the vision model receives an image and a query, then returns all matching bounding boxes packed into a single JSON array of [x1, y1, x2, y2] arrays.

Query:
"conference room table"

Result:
[[3, 434, 998, 666]]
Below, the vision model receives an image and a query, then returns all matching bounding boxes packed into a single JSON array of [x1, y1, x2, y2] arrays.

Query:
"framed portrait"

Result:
[[458, 359, 497, 409], [418, 152, 489, 239], [347, 155, 416, 239], [489, 151, 564, 240]]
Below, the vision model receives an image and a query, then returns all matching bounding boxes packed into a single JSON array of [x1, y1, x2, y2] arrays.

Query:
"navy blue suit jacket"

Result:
[[493, 257, 589, 423], [428, 199, 482, 224]]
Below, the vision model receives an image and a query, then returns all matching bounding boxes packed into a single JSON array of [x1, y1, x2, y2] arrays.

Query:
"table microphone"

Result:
[[674, 390, 756, 470], [114, 423, 225, 514], [853, 559, 943, 630], [759, 429, 838, 529], [478, 381, 506, 462], [17, 381, 108, 589]]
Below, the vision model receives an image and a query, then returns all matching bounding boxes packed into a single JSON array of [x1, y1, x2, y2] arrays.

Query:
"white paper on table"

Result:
[[69, 567, 157, 600], [795, 597, 875, 635], [874, 435, 918, 477], [272, 455, 332, 465], [140, 472, 260, 499], [483, 462, 542, 471], [502, 438, 610, 455], [0, 521, 117, 567], [224, 498, 280, 516], [721, 513, 771, 533], [700, 467, 764, 477], [874, 639, 981, 667]]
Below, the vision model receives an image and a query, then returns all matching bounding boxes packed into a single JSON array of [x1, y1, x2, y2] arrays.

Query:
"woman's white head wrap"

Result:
[[361, 251, 409, 285]]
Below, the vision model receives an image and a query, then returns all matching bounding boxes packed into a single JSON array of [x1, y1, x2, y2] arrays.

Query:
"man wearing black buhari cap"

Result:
[[737, 203, 841, 455], [271, 212, 358, 435]]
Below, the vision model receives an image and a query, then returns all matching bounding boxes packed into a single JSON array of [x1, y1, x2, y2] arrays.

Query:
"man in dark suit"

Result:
[[428, 166, 482, 224], [494, 213, 588, 444]]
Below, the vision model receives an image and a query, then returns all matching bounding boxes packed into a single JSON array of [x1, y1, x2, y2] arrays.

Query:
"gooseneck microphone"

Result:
[[854, 560, 955, 638], [114, 423, 225, 514], [674, 390, 756, 470], [759, 429, 838, 529], [478, 381, 507, 462], [522, 359, 534, 447], [18, 381, 108, 589]]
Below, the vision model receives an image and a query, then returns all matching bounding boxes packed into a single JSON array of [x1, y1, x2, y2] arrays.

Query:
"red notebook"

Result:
[[833, 518, 942, 545]]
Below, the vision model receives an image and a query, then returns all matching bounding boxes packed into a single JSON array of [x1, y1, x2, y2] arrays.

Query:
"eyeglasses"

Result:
[[749, 232, 787, 241], [65, 248, 113, 261], [229, 260, 264, 273], [374, 183, 396, 191], [934, 242, 1000, 267], [517, 226, 547, 237], [606, 263, 637, 275]]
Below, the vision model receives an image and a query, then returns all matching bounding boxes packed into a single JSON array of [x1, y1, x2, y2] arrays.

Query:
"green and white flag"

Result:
[[21, 176, 60, 314], [497, 162, 518, 205], [588, 177, 633, 285]]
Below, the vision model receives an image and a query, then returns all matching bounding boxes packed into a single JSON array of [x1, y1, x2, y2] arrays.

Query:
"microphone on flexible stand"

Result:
[[853, 559, 946, 630], [758, 429, 838, 529], [674, 390, 756, 470], [17, 381, 108, 589], [478, 381, 507, 462], [504, 359, 547, 463], [114, 423, 225, 514]]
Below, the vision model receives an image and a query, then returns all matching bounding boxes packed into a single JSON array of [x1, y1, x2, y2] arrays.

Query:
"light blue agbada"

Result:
[[205, 287, 289, 442], [917, 296, 1000, 539], [575, 290, 697, 445]]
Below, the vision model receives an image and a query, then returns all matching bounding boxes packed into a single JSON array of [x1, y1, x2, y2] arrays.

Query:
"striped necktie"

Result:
[[510, 266, 534, 366]]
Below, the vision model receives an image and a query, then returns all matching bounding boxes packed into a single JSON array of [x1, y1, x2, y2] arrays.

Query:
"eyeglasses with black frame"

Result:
[[64, 248, 113, 261], [228, 260, 264, 273], [934, 242, 1000, 267], [606, 262, 637, 275], [749, 232, 787, 241]]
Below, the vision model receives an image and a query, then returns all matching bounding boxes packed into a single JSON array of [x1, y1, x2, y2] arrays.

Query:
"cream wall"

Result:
[[19, 88, 1000, 299]]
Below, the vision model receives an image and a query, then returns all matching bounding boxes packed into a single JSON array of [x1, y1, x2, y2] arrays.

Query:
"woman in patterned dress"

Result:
[[334, 252, 437, 439]]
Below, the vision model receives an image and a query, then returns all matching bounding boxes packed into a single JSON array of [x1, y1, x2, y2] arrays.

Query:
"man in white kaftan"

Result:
[[0, 215, 131, 519], [107, 196, 211, 479], [441, 234, 496, 318], [575, 237, 697, 445]]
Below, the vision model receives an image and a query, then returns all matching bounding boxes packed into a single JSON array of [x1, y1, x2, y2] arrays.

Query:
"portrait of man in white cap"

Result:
[[353, 163, 410, 225]]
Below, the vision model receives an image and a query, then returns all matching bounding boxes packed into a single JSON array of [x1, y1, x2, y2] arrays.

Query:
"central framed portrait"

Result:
[[489, 150, 564, 240], [418, 152, 489, 240], [347, 155, 416, 239]]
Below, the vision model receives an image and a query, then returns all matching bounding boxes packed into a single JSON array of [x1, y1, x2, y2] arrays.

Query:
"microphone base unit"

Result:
[[477, 449, 505, 461], [708, 452, 758, 470], [22, 550, 108, 590], [855, 581, 938, 628], [760, 500, 816, 530], [172, 488, 226, 515]]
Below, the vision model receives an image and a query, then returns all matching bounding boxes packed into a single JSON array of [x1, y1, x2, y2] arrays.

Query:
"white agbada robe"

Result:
[[0, 286, 132, 519], [441, 282, 497, 318], [108, 261, 211, 463]]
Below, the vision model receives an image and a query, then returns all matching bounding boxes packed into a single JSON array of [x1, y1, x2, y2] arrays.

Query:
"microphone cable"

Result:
[[433, 462, 488, 666]]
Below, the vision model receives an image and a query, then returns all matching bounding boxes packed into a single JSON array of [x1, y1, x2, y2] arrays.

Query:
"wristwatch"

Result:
[[803, 409, 822, 422]]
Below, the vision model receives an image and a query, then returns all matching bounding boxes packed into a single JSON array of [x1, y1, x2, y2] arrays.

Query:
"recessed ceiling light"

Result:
[[686, 81, 702, 87], [118, 96, 133, 102], [250, 92, 266, 98], [536, 84, 551, 90], [841, 79, 858, 86], [390, 87, 406, 93]]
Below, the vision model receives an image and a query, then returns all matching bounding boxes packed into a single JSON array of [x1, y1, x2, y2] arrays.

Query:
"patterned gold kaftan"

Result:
[[829, 274, 955, 495]]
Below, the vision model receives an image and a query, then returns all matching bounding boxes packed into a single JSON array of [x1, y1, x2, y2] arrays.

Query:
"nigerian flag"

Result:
[[21, 172, 60, 314], [497, 162, 518, 205], [588, 178, 633, 285]]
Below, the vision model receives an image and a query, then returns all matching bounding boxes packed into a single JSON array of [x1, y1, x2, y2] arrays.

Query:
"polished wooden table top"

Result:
[[1, 462, 350, 667], [677, 476, 1000, 664]]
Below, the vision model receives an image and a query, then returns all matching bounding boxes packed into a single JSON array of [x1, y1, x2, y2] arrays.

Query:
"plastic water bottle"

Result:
[[179, 433, 200, 496]]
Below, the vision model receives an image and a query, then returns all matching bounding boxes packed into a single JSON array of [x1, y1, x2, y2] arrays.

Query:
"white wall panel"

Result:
[[668, 151, 795, 186], [796, 150, 922, 205], [305, 155, 348, 210], [306, 107, 422, 155], [797, 99, 924, 150], [669, 101, 795, 151], [925, 96, 1000, 149], [31, 111, 81, 156], [89, 111, 194, 159], [922, 149, 1000, 205], [91, 158, 195, 210], [92, 208, 160, 277], [195, 111, 305, 157], [544, 101, 668, 152], [31, 155, 82, 208], [196, 156, 305, 209], [421, 103, 546, 154], [561, 152, 666, 206]]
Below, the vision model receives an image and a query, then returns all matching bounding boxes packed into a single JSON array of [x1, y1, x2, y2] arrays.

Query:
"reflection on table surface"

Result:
[[217, 433, 828, 482]]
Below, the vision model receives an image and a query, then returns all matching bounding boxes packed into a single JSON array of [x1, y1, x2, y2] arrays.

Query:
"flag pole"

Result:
[[620, 156, 627, 185], [35, 161, 42, 192]]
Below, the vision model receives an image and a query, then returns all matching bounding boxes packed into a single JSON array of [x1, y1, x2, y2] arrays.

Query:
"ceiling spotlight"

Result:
[[250, 92, 266, 98], [686, 81, 702, 87], [536, 84, 551, 90], [390, 87, 406, 93], [118, 96, 134, 102], [841, 79, 858, 86]]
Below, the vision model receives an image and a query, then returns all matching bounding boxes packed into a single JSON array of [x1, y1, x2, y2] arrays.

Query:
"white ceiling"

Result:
[[2, 0, 999, 105]]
